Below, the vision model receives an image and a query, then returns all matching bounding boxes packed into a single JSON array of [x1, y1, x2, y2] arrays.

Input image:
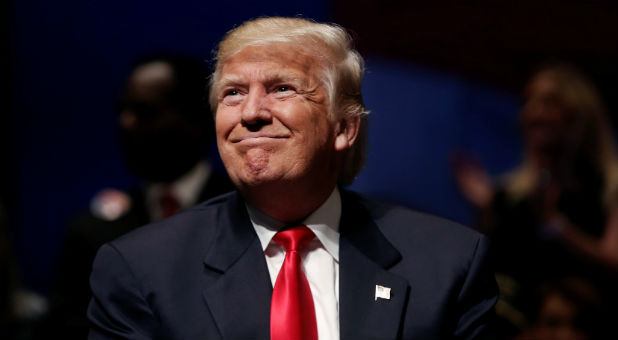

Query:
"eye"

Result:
[[220, 87, 244, 106], [225, 89, 239, 96], [273, 85, 296, 97]]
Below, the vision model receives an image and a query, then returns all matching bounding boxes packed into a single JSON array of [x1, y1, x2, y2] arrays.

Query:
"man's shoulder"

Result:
[[343, 190, 491, 284], [344, 190, 485, 247]]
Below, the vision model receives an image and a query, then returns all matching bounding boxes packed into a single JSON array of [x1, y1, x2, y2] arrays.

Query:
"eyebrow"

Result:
[[218, 71, 309, 90]]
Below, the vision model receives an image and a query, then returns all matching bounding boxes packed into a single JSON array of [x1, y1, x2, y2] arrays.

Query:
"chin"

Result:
[[236, 169, 299, 192], [237, 174, 279, 188]]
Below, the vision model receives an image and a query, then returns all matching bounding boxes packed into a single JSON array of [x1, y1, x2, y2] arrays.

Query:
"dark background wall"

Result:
[[6, 0, 616, 296], [334, 0, 618, 119]]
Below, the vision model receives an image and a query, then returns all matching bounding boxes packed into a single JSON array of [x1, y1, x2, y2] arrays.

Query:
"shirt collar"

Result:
[[247, 187, 341, 261], [146, 161, 211, 208]]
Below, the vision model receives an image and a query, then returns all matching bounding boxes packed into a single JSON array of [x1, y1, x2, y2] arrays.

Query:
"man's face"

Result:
[[215, 43, 340, 192], [118, 61, 206, 182]]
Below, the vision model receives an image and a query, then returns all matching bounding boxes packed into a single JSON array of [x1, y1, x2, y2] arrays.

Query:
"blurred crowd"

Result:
[[454, 62, 617, 339]]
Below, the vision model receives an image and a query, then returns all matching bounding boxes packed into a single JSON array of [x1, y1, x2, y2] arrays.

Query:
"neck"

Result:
[[240, 181, 337, 223], [533, 152, 574, 182]]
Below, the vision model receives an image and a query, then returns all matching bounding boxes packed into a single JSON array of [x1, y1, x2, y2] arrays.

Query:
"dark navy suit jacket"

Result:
[[88, 190, 498, 339]]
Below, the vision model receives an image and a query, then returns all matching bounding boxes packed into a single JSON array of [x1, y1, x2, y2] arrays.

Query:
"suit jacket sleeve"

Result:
[[87, 243, 159, 339], [453, 234, 497, 339]]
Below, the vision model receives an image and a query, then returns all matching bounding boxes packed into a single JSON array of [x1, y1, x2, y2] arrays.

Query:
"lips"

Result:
[[230, 132, 290, 143], [230, 132, 289, 143]]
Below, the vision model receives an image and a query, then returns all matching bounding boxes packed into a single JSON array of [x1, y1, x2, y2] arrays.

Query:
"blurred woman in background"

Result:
[[454, 62, 617, 338]]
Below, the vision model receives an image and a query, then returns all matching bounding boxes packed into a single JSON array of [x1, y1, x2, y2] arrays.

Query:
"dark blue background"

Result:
[[8, 1, 521, 295]]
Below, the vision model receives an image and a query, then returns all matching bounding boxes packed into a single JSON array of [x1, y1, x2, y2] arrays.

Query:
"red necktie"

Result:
[[270, 225, 318, 340]]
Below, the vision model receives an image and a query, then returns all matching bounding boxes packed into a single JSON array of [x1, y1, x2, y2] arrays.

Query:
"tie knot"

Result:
[[273, 225, 314, 252]]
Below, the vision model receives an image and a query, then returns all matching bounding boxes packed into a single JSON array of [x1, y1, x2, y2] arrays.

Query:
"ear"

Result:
[[334, 115, 361, 151]]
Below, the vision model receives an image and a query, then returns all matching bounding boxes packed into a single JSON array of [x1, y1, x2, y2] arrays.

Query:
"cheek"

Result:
[[308, 109, 334, 144], [214, 112, 238, 163], [215, 109, 236, 138], [280, 101, 330, 132]]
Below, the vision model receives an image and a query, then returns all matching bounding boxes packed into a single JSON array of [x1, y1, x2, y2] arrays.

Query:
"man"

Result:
[[113, 54, 234, 222], [41, 55, 233, 338], [88, 17, 498, 339]]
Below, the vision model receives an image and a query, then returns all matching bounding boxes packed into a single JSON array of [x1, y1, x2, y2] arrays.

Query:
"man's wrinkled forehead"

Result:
[[219, 69, 309, 90]]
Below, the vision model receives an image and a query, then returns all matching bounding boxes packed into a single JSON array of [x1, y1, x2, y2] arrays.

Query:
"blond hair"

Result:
[[507, 63, 618, 208], [209, 17, 369, 185]]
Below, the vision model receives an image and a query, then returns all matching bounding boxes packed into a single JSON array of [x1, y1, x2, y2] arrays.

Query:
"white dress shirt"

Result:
[[145, 161, 211, 221], [247, 187, 341, 340]]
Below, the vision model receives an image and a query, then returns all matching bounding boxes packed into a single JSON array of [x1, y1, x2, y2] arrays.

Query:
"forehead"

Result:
[[127, 61, 174, 100], [131, 62, 173, 87], [527, 74, 557, 98], [220, 43, 323, 81]]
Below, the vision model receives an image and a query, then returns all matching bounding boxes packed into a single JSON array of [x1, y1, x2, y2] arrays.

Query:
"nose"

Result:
[[241, 87, 272, 128]]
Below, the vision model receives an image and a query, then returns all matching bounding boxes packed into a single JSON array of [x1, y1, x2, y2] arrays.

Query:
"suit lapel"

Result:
[[339, 191, 409, 340], [201, 192, 272, 339], [200, 191, 409, 339]]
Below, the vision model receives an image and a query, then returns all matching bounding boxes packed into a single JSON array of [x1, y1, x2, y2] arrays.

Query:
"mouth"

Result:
[[231, 133, 290, 143]]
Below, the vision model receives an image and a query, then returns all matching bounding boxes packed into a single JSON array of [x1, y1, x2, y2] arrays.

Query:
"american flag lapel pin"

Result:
[[375, 285, 391, 301]]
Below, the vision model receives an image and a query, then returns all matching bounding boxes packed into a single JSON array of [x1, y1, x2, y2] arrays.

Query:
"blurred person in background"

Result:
[[515, 277, 603, 340], [453, 62, 618, 338], [37, 54, 233, 338]]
